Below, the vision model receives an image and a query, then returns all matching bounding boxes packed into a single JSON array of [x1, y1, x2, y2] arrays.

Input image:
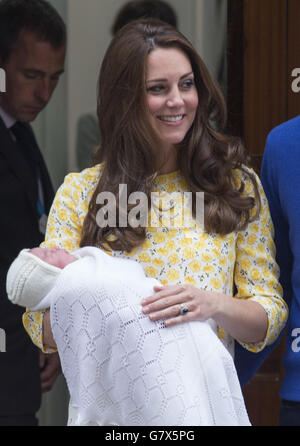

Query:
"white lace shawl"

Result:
[[41, 247, 250, 426]]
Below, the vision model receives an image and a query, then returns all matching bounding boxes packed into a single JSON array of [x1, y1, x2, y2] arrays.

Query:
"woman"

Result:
[[23, 20, 287, 423]]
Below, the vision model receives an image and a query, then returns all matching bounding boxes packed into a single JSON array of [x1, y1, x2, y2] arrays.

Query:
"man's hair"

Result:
[[0, 0, 66, 63], [111, 0, 177, 35]]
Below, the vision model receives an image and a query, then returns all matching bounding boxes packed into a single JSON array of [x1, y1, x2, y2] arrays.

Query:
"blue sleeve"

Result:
[[235, 136, 292, 386], [261, 138, 293, 305]]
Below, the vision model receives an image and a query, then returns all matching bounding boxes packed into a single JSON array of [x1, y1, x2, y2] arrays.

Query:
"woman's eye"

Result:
[[181, 79, 195, 89], [147, 85, 164, 93]]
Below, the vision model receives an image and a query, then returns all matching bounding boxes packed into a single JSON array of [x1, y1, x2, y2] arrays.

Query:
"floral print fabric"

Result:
[[23, 165, 288, 354]]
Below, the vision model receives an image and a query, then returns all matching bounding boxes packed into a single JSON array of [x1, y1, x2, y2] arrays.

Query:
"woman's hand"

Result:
[[142, 284, 268, 344], [141, 284, 222, 327]]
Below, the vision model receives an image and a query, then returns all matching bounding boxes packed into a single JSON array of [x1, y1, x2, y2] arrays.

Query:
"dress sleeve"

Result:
[[22, 172, 88, 353], [234, 169, 288, 352]]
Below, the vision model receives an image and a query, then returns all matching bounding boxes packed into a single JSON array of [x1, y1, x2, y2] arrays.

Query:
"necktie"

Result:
[[11, 121, 38, 177], [10, 122, 46, 218]]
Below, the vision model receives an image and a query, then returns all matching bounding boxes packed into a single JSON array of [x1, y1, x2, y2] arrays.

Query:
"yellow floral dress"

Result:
[[23, 165, 288, 354]]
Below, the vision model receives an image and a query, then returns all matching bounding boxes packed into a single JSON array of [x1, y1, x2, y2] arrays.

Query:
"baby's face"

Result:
[[29, 247, 77, 269]]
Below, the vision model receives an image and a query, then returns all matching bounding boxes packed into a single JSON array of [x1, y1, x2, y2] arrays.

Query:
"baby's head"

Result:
[[29, 247, 77, 269], [6, 247, 77, 309]]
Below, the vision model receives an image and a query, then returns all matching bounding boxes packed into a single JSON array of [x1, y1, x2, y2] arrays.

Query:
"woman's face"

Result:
[[146, 47, 199, 157]]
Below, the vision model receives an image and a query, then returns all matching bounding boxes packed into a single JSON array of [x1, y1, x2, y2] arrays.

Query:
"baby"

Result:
[[30, 247, 77, 268], [6, 247, 77, 310], [6, 246, 251, 426]]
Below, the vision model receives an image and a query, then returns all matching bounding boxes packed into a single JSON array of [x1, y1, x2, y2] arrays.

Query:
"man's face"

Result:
[[0, 29, 65, 122]]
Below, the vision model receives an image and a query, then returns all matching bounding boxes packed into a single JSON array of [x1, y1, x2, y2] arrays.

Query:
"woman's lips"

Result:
[[157, 114, 185, 125]]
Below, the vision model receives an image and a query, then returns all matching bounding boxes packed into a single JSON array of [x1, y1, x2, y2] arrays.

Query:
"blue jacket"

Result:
[[235, 116, 300, 402]]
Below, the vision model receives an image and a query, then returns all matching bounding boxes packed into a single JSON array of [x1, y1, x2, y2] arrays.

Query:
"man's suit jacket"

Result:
[[0, 117, 54, 416]]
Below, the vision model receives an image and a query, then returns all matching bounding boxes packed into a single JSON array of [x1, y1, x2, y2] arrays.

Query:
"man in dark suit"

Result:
[[0, 0, 66, 426]]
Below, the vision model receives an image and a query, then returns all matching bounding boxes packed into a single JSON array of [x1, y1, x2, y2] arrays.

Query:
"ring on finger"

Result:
[[179, 303, 189, 316]]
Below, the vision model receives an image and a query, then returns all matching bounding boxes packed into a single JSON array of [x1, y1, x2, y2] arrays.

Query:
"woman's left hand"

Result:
[[141, 284, 223, 327]]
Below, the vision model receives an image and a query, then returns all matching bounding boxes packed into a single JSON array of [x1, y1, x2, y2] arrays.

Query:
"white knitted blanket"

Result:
[[43, 247, 250, 426]]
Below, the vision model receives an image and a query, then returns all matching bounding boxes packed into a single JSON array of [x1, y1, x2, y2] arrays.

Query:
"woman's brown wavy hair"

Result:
[[80, 20, 260, 251]]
